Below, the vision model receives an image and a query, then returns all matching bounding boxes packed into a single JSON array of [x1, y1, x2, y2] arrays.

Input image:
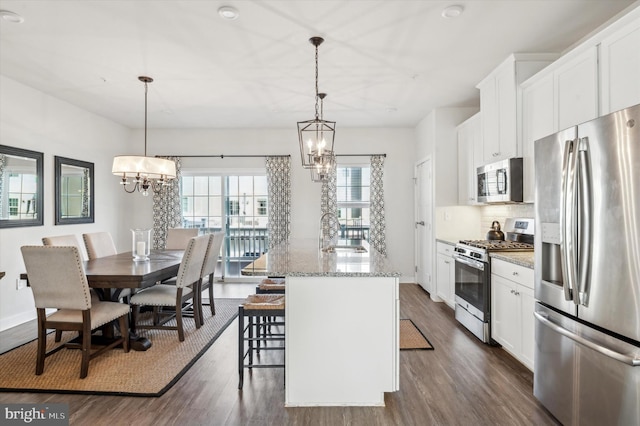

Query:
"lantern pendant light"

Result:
[[297, 37, 336, 173], [310, 93, 335, 182]]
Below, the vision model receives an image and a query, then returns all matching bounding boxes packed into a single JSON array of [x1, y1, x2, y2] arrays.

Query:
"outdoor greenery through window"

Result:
[[181, 174, 268, 278], [337, 166, 370, 242]]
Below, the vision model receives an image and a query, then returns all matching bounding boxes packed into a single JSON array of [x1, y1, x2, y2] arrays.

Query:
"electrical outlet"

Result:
[[16, 278, 27, 290]]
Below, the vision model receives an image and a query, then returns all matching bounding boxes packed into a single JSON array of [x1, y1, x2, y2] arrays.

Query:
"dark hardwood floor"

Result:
[[0, 283, 559, 425]]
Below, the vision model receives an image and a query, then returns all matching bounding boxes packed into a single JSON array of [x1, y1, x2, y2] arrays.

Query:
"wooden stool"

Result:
[[238, 294, 285, 389], [255, 277, 286, 294]]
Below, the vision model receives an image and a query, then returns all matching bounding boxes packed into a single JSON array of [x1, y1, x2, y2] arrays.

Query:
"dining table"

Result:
[[86, 249, 184, 350], [84, 249, 183, 300]]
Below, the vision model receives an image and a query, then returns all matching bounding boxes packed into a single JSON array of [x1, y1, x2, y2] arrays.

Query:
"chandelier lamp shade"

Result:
[[111, 76, 176, 196], [297, 36, 336, 172]]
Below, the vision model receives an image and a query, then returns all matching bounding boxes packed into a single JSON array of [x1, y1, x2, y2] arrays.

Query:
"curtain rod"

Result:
[[158, 154, 290, 158], [336, 154, 386, 157], [158, 153, 385, 158]]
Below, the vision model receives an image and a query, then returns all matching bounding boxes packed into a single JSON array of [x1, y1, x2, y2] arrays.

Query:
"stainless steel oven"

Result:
[[453, 246, 491, 343], [453, 218, 535, 344]]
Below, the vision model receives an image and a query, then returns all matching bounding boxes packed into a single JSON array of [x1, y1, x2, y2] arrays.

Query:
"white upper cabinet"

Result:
[[521, 7, 640, 202], [521, 47, 597, 203], [477, 54, 556, 164], [555, 47, 599, 130], [600, 16, 640, 114], [457, 113, 481, 205], [522, 73, 554, 203]]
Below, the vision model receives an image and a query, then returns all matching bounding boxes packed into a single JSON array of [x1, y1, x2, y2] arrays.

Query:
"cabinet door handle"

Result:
[[512, 271, 519, 276], [510, 289, 515, 294], [514, 291, 520, 296]]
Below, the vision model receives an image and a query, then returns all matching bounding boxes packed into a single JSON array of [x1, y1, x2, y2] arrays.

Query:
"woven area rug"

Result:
[[0, 298, 243, 397], [400, 319, 434, 350]]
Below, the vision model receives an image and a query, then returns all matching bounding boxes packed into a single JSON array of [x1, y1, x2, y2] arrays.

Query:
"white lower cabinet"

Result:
[[491, 258, 534, 370], [436, 242, 455, 309]]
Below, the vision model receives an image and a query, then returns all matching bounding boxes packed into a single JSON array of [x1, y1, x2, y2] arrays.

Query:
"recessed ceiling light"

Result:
[[218, 6, 239, 20], [441, 5, 464, 19], [0, 10, 25, 24]]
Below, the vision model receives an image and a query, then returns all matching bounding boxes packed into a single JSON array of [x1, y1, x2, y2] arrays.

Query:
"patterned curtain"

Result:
[[370, 155, 387, 255], [0, 154, 5, 218], [320, 161, 339, 245], [152, 157, 182, 249], [265, 156, 291, 249], [81, 167, 90, 217]]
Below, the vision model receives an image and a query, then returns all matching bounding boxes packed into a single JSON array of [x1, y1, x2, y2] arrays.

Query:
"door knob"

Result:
[[416, 221, 425, 226]]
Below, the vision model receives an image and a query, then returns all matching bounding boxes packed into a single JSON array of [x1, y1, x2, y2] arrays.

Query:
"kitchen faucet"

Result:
[[319, 212, 339, 250]]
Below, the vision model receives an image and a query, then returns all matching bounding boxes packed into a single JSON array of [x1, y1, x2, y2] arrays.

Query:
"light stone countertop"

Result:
[[489, 251, 535, 269], [436, 238, 458, 246], [241, 238, 400, 278]]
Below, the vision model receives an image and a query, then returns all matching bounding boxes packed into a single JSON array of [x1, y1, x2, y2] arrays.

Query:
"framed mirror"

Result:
[[55, 156, 94, 225], [0, 145, 44, 228]]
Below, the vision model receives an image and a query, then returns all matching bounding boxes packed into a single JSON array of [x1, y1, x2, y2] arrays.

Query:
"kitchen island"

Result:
[[242, 239, 400, 407]]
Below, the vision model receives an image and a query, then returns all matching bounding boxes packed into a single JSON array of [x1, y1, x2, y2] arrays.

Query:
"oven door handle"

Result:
[[453, 253, 485, 271]]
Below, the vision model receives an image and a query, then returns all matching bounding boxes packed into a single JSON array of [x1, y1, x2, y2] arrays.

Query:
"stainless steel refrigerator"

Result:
[[534, 103, 640, 425]]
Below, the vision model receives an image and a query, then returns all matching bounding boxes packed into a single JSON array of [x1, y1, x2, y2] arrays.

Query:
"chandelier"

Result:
[[297, 37, 336, 175], [310, 93, 335, 182], [112, 76, 176, 196]]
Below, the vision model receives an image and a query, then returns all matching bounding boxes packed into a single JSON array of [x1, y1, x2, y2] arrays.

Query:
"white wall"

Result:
[[0, 76, 131, 331], [124, 127, 418, 282]]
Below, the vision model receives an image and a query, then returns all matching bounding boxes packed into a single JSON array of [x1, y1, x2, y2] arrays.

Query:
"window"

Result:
[[257, 199, 267, 216], [228, 200, 240, 216], [8, 198, 18, 216], [181, 174, 268, 278], [336, 166, 370, 241], [7, 172, 39, 219]]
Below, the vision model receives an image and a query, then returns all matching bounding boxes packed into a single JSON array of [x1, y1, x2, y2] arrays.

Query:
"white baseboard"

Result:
[[0, 310, 36, 332]]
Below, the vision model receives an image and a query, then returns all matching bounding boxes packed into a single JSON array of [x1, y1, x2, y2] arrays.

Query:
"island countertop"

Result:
[[241, 238, 400, 278]]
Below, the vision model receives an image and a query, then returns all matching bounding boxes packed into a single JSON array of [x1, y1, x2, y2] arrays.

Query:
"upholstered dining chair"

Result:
[[82, 231, 131, 303], [20, 246, 130, 379], [165, 228, 199, 250], [43, 234, 95, 342], [82, 232, 117, 260], [129, 234, 209, 342], [42, 234, 87, 260], [198, 231, 224, 320]]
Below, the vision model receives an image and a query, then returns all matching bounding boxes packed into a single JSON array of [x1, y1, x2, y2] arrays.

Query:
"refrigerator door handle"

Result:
[[560, 138, 578, 302], [577, 137, 593, 306], [534, 311, 640, 366]]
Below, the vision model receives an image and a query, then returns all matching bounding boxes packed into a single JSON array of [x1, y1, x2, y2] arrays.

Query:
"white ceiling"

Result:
[[0, 0, 637, 129]]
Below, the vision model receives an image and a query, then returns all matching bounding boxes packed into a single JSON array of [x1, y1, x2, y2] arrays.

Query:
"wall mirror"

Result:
[[55, 156, 94, 225], [0, 145, 44, 228]]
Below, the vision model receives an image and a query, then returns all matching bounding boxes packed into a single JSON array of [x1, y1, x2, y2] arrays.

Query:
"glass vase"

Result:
[[131, 228, 151, 261]]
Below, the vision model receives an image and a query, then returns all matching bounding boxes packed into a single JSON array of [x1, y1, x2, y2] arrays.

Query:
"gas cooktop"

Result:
[[458, 239, 534, 251]]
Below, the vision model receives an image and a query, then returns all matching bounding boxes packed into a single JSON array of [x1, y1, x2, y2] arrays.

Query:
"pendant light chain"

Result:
[[143, 79, 148, 157], [314, 42, 320, 121]]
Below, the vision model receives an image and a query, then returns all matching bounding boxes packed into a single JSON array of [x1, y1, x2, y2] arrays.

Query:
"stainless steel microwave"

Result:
[[477, 157, 523, 203]]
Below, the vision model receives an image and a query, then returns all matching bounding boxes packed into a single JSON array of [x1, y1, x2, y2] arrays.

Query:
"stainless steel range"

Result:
[[453, 218, 534, 344]]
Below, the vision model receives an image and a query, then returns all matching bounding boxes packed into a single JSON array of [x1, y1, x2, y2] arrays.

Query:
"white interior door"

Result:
[[414, 158, 433, 293]]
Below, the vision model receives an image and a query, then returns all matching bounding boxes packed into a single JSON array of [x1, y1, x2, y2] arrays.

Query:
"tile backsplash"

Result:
[[480, 204, 534, 234], [436, 204, 535, 242]]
